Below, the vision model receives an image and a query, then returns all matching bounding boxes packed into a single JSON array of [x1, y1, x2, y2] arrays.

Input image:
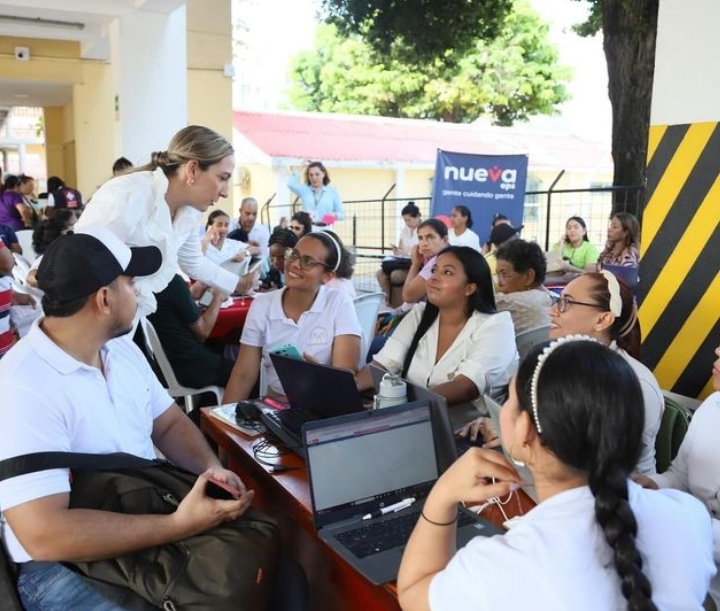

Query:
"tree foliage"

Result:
[[319, 0, 512, 63], [288, 1, 570, 126]]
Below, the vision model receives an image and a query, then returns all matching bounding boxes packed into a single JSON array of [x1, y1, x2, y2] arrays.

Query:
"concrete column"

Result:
[[114, 6, 188, 165]]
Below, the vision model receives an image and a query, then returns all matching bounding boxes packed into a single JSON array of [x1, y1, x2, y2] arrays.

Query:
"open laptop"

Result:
[[303, 400, 504, 585], [369, 365, 458, 471], [258, 354, 367, 455]]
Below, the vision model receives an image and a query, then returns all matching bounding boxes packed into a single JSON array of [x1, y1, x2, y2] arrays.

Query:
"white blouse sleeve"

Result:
[[373, 304, 424, 373]]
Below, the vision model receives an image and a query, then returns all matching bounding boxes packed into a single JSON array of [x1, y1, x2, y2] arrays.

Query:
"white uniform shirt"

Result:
[[77, 169, 237, 315], [375, 304, 518, 405], [240, 286, 361, 394], [613, 343, 664, 475], [429, 483, 714, 611], [324, 277, 357, 299], [448, 228, 481, 251], [247, 224, 271, 258], [653, 391, 720, 603], [205, 238, 248, 265], [0, 320, 173, 562], [397, 224, 418, 255]]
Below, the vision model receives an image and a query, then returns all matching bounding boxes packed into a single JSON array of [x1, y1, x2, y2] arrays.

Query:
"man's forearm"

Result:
[[152, 406, 222, 474]]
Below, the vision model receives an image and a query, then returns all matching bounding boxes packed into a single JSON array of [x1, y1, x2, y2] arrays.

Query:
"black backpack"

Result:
[[0, 452, 281, 610]]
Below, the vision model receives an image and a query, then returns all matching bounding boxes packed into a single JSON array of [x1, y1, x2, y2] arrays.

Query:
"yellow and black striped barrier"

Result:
[[640, 121, 720, 398]]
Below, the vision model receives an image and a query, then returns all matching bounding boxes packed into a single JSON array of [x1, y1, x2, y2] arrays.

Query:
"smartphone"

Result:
[[269, 343, 303, 361], [206, 476, 241, 500]]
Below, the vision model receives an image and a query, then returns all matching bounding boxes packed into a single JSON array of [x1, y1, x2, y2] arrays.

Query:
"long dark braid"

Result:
[[401, 303, 439, 378], [516, 341, 657, 611]]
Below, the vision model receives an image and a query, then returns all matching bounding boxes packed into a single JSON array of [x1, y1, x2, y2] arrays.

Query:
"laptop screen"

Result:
[[305, 402, 438, 526]]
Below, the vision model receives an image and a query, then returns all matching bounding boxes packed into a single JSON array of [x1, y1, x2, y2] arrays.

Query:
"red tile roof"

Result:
[[232, 110, 610, 171]]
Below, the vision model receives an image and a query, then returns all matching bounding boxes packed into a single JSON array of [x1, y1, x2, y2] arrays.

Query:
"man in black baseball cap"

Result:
[[0, 225, 256, 610]]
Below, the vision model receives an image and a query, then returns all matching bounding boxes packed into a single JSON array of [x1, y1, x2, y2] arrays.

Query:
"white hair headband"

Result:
[[530, 334, 599, 435], [599, 269, 622, 317], [316, 230, 342, 272]]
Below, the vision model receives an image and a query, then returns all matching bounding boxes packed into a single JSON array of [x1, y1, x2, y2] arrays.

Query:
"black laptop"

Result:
[[303, 400, 504, 585], [259, 354, 367, 455]]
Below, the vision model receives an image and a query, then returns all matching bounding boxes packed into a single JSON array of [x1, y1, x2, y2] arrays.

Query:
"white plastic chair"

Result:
[[515, 324, 550, 360], [15, 230, 36, 262], [144, 318, 223, 413], [353, 292, 386, 364]]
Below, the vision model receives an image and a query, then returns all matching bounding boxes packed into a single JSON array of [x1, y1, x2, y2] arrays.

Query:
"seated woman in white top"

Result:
[[201, 210, 248, 265], [357, 246, 517, 423], [494, 239, 553, 335], [635, 344, 720, 606], [448, 205, 480, 251], [223, 231, 362, 401], [398, 338, 714, 611]]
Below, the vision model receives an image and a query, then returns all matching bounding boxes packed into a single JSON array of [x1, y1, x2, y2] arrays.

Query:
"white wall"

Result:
[[651, 0, 720, 125], [114, 6, 188, 164]]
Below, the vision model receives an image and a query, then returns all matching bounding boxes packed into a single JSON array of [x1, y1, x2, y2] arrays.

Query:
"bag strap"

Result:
[[0, 452, 160, 483]]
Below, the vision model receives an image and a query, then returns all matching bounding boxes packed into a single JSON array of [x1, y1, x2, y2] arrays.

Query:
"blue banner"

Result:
[[430, 150, 528, 244]]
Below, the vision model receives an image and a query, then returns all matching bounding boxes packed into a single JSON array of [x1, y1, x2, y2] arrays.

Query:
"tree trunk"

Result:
[[601, 0, 658, 217]]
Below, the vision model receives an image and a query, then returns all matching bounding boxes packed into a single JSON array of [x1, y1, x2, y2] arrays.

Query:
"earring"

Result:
[[188, 178, 195, 186], [508, 444, 526, 468]]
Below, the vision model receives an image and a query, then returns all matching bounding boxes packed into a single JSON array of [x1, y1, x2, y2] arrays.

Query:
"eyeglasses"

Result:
[[284, 248, 328, 270], [550, 294, 604, 314], [494, 270, 517, 283]]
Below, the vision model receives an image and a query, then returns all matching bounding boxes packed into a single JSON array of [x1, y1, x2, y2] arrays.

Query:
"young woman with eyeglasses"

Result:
[[548, 271, 663, 475], [398, 338, 713, 611], [223, 232, 362, 402], [461, 271, 663, 475]]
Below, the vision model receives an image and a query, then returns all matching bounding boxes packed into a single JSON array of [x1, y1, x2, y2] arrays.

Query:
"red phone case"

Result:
[[206, 476, 241, 500]]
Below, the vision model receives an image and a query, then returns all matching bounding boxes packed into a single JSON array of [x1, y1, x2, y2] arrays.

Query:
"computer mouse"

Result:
[[235, 400, 260, 422]]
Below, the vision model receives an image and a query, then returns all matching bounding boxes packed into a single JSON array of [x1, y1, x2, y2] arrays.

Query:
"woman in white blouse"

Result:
[[635, 344, 720, 605], [357, 246, 517, 422], [76, 125, 241, 315]]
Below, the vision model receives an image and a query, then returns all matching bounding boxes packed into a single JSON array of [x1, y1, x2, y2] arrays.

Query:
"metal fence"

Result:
[[260, 179, 646, 293]]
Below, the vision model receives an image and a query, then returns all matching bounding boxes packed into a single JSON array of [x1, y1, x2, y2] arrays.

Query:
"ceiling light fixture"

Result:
[[0, 15, 85, 30]]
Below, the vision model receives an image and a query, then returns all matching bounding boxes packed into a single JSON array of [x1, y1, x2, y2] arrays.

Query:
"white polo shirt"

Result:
[[0, 320, 173, 562], [429, 483, 714, 611], [241, 286, 361, 394]]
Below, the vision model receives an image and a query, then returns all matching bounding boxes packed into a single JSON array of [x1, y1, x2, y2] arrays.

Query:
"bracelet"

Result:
[[421, 510, 457, 527]]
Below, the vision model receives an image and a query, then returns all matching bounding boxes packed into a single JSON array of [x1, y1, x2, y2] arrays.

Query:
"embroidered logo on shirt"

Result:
[[308, 327, 330, 345]]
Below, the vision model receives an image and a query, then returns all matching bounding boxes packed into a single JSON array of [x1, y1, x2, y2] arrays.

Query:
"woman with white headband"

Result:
[[223, 231, 361, 401], [546, 271, 663, 474], [398, 338, 713, 611], [460, 271, 663, 475]]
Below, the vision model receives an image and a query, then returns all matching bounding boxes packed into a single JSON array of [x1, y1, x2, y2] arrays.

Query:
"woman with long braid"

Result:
[[398, 338, 713, 611]]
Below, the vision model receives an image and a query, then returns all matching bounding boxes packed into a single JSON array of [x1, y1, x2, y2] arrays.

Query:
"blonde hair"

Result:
[[136, 125, 234, 176]]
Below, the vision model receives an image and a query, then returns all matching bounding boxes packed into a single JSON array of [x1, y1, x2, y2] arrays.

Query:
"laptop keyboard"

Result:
[[264, 408, 319, 435], [336, 510, 476, 558]]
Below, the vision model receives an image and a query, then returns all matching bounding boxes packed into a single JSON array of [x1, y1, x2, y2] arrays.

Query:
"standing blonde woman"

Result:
[[77, 125, 241, 315]]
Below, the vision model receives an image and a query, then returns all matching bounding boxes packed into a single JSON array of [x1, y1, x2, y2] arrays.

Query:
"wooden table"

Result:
[[200, 409, 535, 611], [208, 296, 253, 342]]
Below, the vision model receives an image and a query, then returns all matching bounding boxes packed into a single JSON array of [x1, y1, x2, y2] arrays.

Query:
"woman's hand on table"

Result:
[[457, 417, 500, 449]]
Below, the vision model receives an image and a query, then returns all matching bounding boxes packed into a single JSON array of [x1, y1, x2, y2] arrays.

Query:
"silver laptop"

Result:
[[303, 401, 504, 585]]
